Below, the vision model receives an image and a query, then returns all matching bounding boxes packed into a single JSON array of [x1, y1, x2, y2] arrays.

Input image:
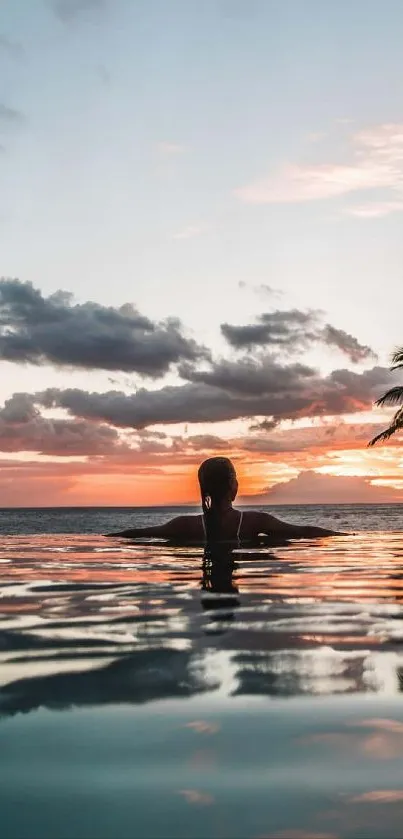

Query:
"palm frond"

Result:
[[369, 427, 398, 446], [391, 347, 403, 370], [375, 386, 403, 407], [368, 406, 403, 446]]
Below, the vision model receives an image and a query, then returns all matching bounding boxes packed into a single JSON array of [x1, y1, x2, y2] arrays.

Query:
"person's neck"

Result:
[[218, 501, 233, 515]]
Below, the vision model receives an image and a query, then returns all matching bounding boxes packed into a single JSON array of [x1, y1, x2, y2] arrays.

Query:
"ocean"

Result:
[[1, 503, 403, 839], [1, 502, 402, 535]]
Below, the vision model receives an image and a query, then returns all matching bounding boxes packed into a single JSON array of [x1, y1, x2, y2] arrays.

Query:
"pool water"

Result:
[[2, 532, 403, 838]]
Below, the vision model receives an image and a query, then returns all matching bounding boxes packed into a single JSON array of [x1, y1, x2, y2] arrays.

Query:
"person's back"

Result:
[[105, 457, 345, 543]]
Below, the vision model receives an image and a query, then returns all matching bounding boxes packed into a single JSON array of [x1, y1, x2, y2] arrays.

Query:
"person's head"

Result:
[[198, 456, 238, 507], [198, 457, 238, 541]]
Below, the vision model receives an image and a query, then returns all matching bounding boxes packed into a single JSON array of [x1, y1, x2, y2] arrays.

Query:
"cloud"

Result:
[[241, 420, 388, 454], [156, 141, 186, 156], [0, 393, 125, 456], [218, 0, 261, 21], [251, 470, 403, 504], [235, 123, 403, 210], [96, 64, 111, 86], [50, 0, 106, 22], [33, 363, 389, 429], [0, 394, 384, 462], [0, 103, 24, 124], [1, 392, 38, 424], [322, 325, 377, 363], [345, 201, 403, 218], [0, 279, 207, 376], [236, 162, 391, 205], [221, 309, 319, 350], [0, 417, 119, 457], [0, 453, 173, 477], [307, 131, 327, 143], [0, 283, 375, 387], [179, 356, 315, 396], [184, 434, 233, 452], [172, 225, 204, 240], [249, 418, 278, 432], [238, 281, 283, 298], [0, 35, 24, 60], [221, 308, 377, 363]]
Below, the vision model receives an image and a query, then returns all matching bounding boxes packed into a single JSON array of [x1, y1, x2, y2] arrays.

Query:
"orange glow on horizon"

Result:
[[0, 441, 402, 507], [1, 414, 402, 505]]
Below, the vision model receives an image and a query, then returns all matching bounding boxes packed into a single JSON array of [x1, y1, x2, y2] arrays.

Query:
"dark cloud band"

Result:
[[221, 309, 377, 364], [34, 364, 389, 429], [0, 279, 207, 376]]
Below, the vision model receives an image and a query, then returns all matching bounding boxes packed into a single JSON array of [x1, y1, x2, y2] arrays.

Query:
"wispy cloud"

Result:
[[238, 281, 283, 298], [254, 470, 403, 504], [345, 200, 403, 218], [172, 225, 204, 240], [96, 64, 111, 86], [0, 103, 24, 125], [0, 35, 24, 60], [50, 0, 106, 22], [218, 0, 261, 22], [322, 325, 377, 363], [36, 362, 390, 429], [236, 160, 394, 203], [156, 141, 186, 157], [235, 123, 403, 214], [220, 309, 376, 364], [307, 131, 326, 143]]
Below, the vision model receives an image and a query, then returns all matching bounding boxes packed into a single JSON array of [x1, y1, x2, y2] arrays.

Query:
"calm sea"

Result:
[[0, 502, 402, 534], [1, 503, 403, 839]]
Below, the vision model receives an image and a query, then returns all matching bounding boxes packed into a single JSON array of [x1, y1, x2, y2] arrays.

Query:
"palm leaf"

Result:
[[375, 386, 403, 407], [368, 405, 403, 446], [391, 347, 403, 370], [369, 427, 398, 446]]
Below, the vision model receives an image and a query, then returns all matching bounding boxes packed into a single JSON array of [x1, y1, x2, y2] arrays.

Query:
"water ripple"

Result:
[[1, 532, 403, 709]]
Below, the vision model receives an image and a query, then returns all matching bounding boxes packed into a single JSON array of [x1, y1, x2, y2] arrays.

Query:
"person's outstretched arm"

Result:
[[104, 516, 188, 539], [257, 512, 345, 538]]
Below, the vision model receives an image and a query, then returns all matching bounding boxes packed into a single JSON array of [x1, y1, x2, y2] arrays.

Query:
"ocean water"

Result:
[[1, 504, 403, 839], [0, 502, 402, 535]]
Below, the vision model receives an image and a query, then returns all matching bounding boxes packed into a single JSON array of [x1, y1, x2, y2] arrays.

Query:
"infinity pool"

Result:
[[2, 533, 403, 838]]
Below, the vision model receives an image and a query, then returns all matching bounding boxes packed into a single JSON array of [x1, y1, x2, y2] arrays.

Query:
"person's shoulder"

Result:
[[240, 509, 279, 534], [239, 509, 266, 533], [242, 509, 268, 522], [246, 508, 279, 520], [178, 513, 202, 523], [171, 513, 202, 535]]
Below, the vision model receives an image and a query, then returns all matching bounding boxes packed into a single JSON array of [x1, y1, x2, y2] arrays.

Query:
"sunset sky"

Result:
[[1, 0, 403, 505]]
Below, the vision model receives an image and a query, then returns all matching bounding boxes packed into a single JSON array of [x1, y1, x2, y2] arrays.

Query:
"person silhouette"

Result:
[[105, 457, 344, 542]]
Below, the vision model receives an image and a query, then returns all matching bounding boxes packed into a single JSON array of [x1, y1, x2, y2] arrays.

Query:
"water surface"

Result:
[[2, 523, 403, 838]]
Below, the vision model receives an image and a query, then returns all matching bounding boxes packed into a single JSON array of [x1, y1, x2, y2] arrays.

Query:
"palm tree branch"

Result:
[[368, 406, 403, 446], [391, 348, 403, 369], [375, 386, 403, 407]]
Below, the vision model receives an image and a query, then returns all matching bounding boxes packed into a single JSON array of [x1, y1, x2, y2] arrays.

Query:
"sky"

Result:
[[1, 0, 403, 506]]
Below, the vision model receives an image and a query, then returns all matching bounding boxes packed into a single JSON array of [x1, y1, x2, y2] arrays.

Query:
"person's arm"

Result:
[[256, 512, 345, 539], [104, 515, 188, 539]]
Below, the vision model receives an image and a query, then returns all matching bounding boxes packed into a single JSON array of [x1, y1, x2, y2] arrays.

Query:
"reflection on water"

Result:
[[2, 533, 403, 838], [2, 533, 403, 703]]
